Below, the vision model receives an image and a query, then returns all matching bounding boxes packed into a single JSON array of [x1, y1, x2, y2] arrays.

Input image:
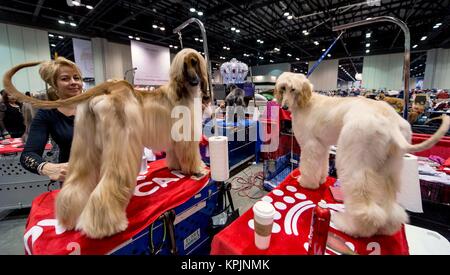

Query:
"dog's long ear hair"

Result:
[[196, 52, 209, 100], [274, 85, 282, 104], [294, 75, 313, 108]]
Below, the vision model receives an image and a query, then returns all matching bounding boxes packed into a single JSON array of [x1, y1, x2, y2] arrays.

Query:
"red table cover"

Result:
[[24, 159, 210, 255], [211, 169, 409, 255], [0, 138, 51, 154]]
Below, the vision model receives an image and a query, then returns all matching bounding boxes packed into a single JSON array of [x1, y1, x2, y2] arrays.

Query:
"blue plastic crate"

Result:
[[110, 180, 222, 255]]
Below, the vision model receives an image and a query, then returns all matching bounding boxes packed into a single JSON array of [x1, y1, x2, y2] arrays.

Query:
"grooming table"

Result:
[[0, 138, 54, 210], [211, 169, 410, 255], [24, 159, 221, 255]]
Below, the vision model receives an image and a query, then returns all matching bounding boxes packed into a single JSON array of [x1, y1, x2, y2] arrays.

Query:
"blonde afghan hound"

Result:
[[274, 72, 450, 237], [3, 48, 209, 239]]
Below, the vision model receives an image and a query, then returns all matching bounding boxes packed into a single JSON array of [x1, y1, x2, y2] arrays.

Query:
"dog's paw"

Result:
[[297, 175, 320, 189], [55, 185, 86, 230], [77, 207, 128, 239], [76, 193, 129, 239]]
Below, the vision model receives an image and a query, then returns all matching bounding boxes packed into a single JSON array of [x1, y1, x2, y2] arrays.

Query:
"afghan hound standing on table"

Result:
[[274, 72, 450, 237], [3, 48, 208, 239]]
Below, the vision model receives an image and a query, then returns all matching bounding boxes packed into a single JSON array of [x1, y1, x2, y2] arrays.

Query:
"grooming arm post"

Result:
[[333, 16, 411, 119]]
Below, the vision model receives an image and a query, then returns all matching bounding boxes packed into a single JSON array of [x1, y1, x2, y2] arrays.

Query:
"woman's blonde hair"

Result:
[[39, 57, 82, 98]]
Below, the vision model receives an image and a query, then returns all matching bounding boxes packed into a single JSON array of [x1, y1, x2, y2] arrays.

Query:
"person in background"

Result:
[[0, 89, 25, 139], [21, 57, 83, 182]]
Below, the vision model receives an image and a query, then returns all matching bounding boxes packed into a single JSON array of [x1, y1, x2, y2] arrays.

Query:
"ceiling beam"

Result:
[[32, 0, 45, 23]]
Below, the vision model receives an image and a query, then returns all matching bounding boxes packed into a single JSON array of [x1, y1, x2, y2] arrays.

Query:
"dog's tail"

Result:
[[3, 61, 129, 108], [392, 115, 450, 153]]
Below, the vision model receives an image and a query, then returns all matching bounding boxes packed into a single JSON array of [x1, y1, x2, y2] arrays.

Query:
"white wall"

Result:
[[0, 23, 50, 92], [362, 53, 403, 90], [424, 48, 450, 89], [308, 59, 339, 91]]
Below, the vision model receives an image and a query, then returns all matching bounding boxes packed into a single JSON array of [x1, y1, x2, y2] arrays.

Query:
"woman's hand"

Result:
[[41, 162, 69, 182]]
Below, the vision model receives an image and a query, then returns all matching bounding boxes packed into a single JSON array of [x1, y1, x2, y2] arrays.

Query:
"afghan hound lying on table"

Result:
[[274, 72, 450, 237], [3, 48, 208, 239]]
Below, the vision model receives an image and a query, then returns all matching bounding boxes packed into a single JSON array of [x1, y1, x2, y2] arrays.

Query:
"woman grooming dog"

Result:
[[3, 48, 209, 239]]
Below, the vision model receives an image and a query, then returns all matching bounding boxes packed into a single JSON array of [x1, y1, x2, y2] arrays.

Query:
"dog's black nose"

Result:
[[188, 76, 200, 86], [282, 105, 289, 110]]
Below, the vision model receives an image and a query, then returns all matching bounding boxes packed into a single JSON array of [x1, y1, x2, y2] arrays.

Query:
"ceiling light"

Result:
[[259, 56, 264, 60], [257, 39, 260, 42], [199, 39, 203, 42], [135, 37, 140, 41], [174, 46, 178, 49], [195, 38, 199, 41], [189, 8, 196, 12], [302, 30, 307, 33], [294, 68, 297, 71], [58, 35, 64, 39], [322, 49, 325, 52], [223, 46, 227, 49], [152, 24, 158, 29], [436, 22, 442, 26], [413, 44, 418, 48], [169, 45, 173, 48], [366, 32, 371, 38], [48, 34, 54, 37], [51, 43, 56, 47], [259, 40, 264, 44], [421, 36, 427, 41], [72, 1, 80, 6], [287, 53, 292, 57], [235, 29, 240, 33], [86, 5, 93, 10], [69, 22, 77, 27], [128, 35, 133, 39], [314, 41, 319, 45], [58, 20, 66, 24], [270, 60, 274, 63], [327, 54, 331, 57], [433, 25, 440, 29], [366, 43, 370, 47], [283, 12, 289, 17], [287, 15, 293, 20], [197, 11, 203, 16], [303, 31, 309, 36], [160, 27, 165, 31], [231, 27, 236, 31], [366, 49, 370, 53], [296, 57, 300, 61], [305, 62, 308, 64], [226, 47, 230, 50]]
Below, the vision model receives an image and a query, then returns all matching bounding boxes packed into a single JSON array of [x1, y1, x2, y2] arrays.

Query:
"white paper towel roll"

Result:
[[208, 136, 229, 181], [397, 154, 423, 213]]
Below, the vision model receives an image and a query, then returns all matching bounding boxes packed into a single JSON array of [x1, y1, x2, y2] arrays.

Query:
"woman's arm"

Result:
[[20, 110, 51, 174]]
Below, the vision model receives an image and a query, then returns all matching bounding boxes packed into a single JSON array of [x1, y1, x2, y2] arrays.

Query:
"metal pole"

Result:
[[173, 18, 217, 135], [333, 16, 410, 119]]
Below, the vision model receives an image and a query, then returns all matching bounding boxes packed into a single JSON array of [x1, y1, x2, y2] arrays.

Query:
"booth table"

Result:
[[23, 159, 220, 255], [211, 169, 412, 255]]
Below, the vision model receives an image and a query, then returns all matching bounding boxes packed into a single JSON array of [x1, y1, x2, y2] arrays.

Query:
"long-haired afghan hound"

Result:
[[274, 72, 450, 237], [3, 48, 209, 238]]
